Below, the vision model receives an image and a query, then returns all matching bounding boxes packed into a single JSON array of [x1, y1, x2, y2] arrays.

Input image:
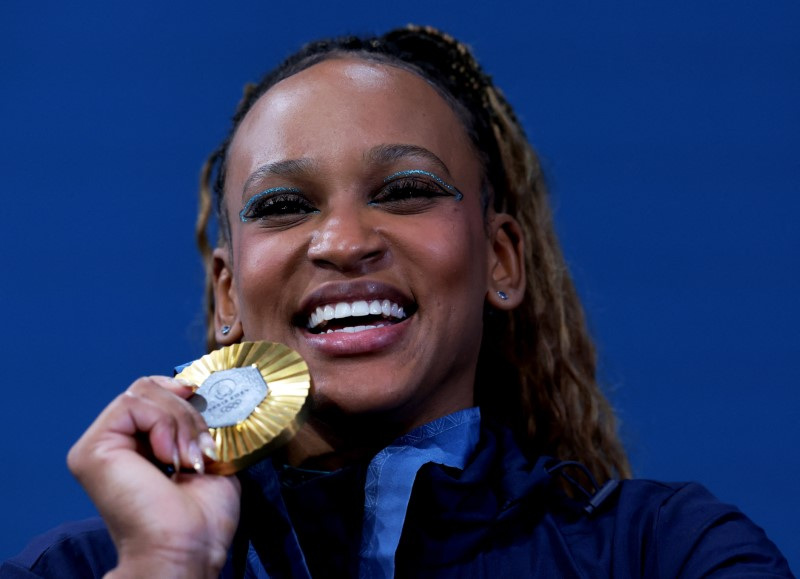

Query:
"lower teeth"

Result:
[[325, 323, 388, 334]]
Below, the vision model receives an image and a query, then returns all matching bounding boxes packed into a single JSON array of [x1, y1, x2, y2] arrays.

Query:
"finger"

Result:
[[162, 377, 220, 465], [140, 376, 216, 470], [148, 375, 196, 398], [147, 376, 214, 443], [68, 388, 178, 483], [125, 378, 213, 473], [150, 376, 219, 467], [133, 376, 219, 471]]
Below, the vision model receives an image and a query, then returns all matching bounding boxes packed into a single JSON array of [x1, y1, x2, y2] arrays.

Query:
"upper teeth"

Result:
[[308, 299, 406, 329]]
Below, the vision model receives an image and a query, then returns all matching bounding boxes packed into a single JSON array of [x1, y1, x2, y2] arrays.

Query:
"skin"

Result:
[[68, 378, 240, 578], [214, 58, 524, 463], [67, 57, 525, 577]]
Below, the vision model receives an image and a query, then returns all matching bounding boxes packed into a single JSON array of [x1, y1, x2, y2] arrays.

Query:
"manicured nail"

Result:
[[187, 441, 205, 474], [172, 448, 181, 478], [198, 432, 218, 462]]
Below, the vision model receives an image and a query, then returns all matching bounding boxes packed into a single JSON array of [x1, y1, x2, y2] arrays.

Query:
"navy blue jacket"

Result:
[[2, 421, 792, 577]]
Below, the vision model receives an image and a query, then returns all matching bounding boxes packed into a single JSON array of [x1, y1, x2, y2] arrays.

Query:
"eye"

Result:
[[370, 170, 464, 214], [239, 187, 318, 226]]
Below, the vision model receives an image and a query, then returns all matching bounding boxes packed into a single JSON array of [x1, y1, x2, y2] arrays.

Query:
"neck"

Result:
[[280, 408, 422, 470], [280, 393, 476, 470]]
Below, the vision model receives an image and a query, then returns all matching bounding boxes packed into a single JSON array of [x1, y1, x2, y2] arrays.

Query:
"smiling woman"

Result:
[[213, 57, 495, 436], [3, 24, 791, 578]]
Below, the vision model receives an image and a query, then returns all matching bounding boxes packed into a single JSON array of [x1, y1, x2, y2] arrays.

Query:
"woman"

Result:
[[3, 25, 790, 578]]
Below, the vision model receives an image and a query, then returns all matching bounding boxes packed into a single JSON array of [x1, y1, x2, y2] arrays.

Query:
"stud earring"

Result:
[[221, 325, 231, 335], [497, 291, 509, 301]]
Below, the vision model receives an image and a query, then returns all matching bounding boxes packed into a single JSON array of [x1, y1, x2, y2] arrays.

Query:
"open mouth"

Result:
[[304, 299, 414, 335]]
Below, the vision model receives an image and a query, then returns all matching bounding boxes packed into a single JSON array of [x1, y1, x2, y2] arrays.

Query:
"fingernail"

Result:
[[175, 378, 194, 387], [198, 432, 218, 462], [172, 448, 180, 477], [187, 441, 205, 474]]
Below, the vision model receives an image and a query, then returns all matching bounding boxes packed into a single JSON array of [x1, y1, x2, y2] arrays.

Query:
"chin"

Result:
[[308, 376, 466, 439], [310, 378, 404, 416]]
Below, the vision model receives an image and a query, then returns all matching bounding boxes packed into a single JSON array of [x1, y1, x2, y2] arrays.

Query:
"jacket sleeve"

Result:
[[648, 482, 793, 578], [0, 518, 117, 578]]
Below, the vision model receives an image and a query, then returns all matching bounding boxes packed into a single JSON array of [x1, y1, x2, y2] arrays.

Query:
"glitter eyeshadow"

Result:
[[384, 170, 464, 201], [239, 187, 301, 222]]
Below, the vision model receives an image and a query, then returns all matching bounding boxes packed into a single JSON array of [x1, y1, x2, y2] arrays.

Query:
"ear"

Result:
[[212, 246, 244, 344], [485, 213, 526, 310]]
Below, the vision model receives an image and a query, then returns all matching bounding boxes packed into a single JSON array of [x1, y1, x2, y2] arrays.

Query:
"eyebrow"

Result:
[[242, 158, 316, 200], [365, 144, 452, 178], [241, 143, 452, 199]]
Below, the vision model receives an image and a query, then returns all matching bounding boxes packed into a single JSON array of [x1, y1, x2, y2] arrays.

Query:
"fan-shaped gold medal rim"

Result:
[[175, 341, 311, 475]]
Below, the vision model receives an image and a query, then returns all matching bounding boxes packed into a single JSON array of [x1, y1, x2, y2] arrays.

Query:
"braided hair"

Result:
[[196, 25, 631, 482]]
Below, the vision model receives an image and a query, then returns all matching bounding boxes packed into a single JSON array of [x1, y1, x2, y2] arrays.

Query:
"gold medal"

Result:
[[175, 341, 311, 474]]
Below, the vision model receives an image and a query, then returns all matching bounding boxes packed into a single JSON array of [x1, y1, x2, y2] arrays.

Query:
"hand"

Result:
[[67, 376, 241, 579]]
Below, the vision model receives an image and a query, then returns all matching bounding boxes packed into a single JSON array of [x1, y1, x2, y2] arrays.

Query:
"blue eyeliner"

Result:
[[384, 170, 464, 201], [239, 187, 301, 222]]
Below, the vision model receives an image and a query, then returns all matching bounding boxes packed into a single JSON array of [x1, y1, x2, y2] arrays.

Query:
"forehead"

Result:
[[225, 58, 477, 190]]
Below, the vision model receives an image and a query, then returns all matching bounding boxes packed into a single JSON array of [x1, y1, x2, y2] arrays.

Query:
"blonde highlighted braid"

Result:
[[196, 25, 630, 482]]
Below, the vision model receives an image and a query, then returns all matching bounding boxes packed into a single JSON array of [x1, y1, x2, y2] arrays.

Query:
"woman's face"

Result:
[[216, 58, 508, 430]]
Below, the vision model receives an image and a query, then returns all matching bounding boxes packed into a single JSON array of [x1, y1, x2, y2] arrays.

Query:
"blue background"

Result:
[[2, 0, 798, 569]]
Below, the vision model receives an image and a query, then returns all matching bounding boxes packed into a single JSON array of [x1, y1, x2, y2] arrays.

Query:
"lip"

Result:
[[302, 317, 411, 356], [295, 280, 415, 356]]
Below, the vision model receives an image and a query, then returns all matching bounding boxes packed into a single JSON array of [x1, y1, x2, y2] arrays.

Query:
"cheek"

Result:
[[232, 232, 305, 328], [398, 209, 488, 302]]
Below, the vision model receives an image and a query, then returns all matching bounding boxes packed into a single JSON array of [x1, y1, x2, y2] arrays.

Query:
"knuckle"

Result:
[[162, 413, 179, 434], [126, 376, 155, 395], [66, 442, 88, 478], [65, 445, 79, 472]]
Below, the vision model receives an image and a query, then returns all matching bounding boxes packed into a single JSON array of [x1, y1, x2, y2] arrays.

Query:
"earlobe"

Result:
[[212, 246, 243, 344], [486, 214, 526, 310]]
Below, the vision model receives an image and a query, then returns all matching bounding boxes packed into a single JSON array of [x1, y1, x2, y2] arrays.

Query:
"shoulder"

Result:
[[565, 479, 793, 577], [1, 518, 116, 578]]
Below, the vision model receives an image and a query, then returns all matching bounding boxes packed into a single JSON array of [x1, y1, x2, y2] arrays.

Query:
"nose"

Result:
[[307, 207, 388, 273]]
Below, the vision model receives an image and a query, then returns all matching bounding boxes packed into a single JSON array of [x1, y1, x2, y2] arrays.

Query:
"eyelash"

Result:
[[370, 170, 464, 210], [239, 171, 463, 224], [239, 187, 314, 223], [381, 170, 464, 201]]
